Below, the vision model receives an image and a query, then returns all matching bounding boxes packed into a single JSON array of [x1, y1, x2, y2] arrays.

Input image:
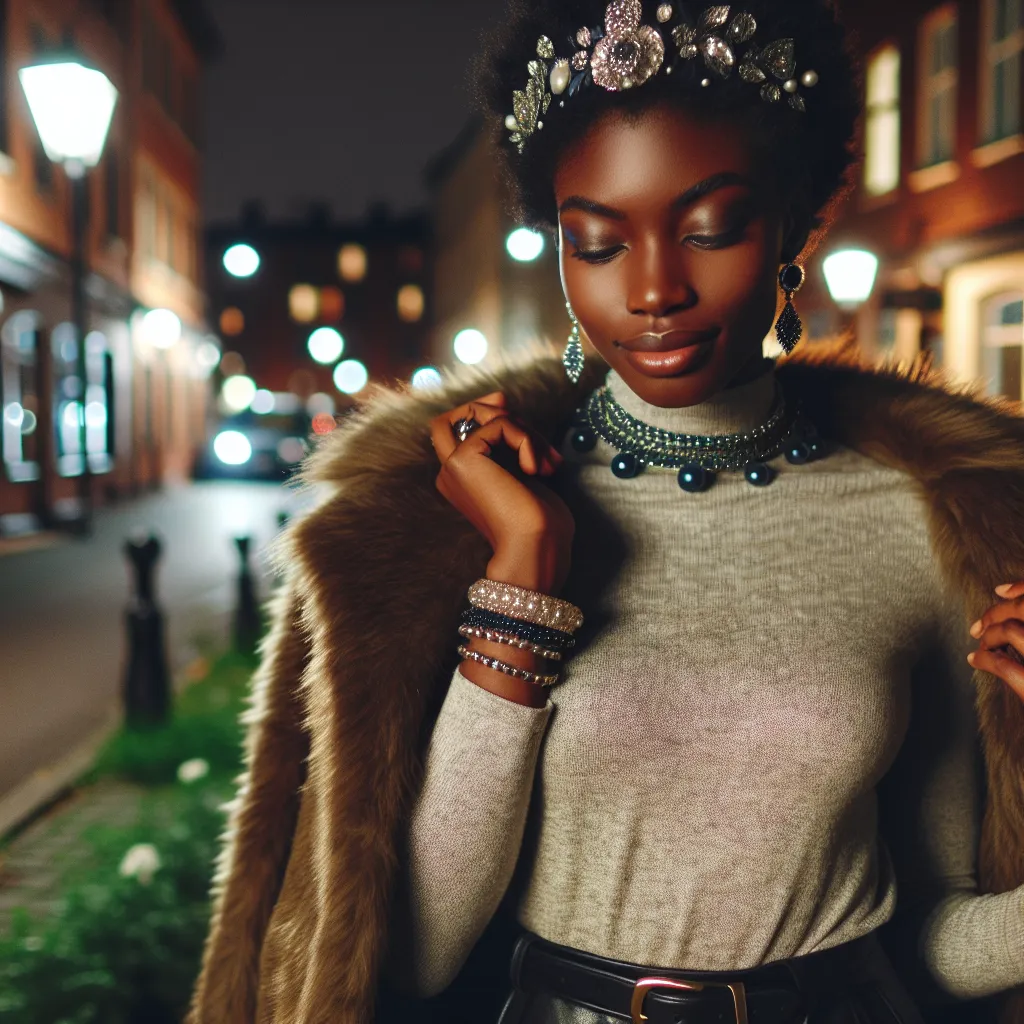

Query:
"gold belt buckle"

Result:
[[631, 976, 749, 1024]]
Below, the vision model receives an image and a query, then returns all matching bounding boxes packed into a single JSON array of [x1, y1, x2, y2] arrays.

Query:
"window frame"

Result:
[[918, 5, 959, 168], [863, 44, 903, 196], [980, 0, 1024, 143]]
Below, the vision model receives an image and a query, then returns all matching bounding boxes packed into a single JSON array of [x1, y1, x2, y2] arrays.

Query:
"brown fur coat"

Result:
[[187, 346, 1024, 1024]]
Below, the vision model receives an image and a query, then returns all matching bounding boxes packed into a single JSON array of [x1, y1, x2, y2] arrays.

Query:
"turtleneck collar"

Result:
[[604, 359, 779, 437]]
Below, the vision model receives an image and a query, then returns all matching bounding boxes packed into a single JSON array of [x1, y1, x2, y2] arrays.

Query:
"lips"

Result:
[[617, 327, 719, 353]]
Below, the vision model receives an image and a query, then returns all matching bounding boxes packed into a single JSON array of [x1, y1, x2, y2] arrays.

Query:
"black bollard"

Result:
[[123, 533, 171, 726], [233, 536, 261, 653]]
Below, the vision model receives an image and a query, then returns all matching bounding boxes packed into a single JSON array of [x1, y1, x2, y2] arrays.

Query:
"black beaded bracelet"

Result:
[[461, 608, 576, 651]]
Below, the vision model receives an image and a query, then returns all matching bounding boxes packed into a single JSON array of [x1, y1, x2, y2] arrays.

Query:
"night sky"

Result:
[[203, 0, 501, 225]]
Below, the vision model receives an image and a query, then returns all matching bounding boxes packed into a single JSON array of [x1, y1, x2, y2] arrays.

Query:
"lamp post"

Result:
[[20, 52, 118, 533]]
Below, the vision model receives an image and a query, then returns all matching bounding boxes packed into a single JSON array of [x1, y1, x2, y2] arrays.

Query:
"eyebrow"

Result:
[[558, 172, 756, 220]]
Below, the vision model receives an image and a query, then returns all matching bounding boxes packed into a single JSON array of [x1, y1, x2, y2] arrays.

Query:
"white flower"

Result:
[[119, 843, 161, 885], [177, 757, 210, 784]]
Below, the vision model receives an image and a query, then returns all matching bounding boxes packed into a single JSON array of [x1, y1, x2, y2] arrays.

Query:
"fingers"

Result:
[[995, 581, 1024, 599], [429, 392, 508, 462], [457, 416, 542, 475], [968, 647, 1024, 702], [969, 591, 1024, 638]]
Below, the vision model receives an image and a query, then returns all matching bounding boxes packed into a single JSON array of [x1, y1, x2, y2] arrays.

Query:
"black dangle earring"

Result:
[[775, 263, 806, 354]]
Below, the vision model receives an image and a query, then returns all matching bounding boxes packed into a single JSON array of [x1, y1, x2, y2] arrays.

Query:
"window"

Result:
[[982, 0, 1024, 142], [864, 46, 902, 195], [919, 8, 958, 166], [1, 311, 41, 481], [137, 168, 157, 259], [982, 293, 1024, 400]]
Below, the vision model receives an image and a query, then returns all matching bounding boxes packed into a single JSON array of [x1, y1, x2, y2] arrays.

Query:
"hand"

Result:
[[968, 582, 1024, 701], [429, 392, 575, 595]]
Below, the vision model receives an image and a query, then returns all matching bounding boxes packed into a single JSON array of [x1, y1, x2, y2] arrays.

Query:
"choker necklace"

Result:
[[568, 381, 826, 492]]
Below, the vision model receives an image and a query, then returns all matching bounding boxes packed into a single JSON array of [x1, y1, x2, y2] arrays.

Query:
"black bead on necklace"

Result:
[[570, 381, 827, 493]]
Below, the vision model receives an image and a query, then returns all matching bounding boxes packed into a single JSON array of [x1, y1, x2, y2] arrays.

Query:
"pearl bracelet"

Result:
[[458, 624, 564, 661], [468, 579, 584, 633], [457, 644, 560, 687]]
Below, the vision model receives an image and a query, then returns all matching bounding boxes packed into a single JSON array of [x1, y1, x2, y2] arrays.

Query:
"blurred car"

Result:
[[193, 408, 312, 481]]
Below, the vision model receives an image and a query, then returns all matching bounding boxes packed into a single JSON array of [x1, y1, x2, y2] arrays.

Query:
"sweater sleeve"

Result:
[[880, 592, 1024, 1001], [387, 666, 553, 997]]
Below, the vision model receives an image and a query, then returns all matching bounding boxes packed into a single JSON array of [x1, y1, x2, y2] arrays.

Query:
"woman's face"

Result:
[[555, 103, 789, 408]]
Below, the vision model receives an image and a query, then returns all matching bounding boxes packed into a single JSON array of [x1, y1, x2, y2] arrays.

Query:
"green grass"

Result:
[[0, 648, 259, 1024]]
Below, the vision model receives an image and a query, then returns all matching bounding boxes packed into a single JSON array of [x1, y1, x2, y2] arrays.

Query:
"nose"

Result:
[[626, 236, 696, 320]]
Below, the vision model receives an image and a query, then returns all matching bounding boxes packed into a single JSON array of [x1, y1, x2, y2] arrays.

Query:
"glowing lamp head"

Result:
[[453, 328, 489, 365], [823, 249, 880, 309], [333, 359, 368, 395], [19, 58, 118, 171], [506, 227, 546, 262], [223, 244, 260, 278], [307, 327, 345, 364], [142, 308, 182, 350]]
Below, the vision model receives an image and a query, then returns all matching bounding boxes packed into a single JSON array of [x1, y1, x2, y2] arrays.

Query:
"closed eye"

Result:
[[683, 225, 747, 250], [570, 244, 626, 264]]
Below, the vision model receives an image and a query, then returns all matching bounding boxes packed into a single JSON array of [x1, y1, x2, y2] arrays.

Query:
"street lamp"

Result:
[[20, 51, 118, 533], [823, 249, 879, 310]]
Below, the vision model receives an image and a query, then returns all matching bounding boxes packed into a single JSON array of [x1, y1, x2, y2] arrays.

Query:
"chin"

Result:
[[613, 341, 734, 409]]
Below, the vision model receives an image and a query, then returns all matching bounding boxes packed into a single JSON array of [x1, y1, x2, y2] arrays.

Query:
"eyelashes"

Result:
[[569, 225, 748, 264]]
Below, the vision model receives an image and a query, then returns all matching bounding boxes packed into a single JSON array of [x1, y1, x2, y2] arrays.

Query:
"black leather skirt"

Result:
[[495, 930, 926, 1024]]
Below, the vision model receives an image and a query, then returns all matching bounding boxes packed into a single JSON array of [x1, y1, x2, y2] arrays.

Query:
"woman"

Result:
[[188, 2, 1024, 1023]]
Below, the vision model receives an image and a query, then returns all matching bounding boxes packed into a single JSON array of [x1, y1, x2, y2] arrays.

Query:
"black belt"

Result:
[[511, 932, 857, 1024]]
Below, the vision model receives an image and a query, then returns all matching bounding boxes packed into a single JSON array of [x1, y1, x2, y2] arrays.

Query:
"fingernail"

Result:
[[995, 583, 1015, 597], [970, 620, 983, 638], [967, 652, 976, 667]]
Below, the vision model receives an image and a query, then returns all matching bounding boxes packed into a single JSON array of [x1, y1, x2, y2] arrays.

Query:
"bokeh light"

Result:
[[142, 308, 181, 349], [397, 284, 425, 323], [219, 351, 246, 377], [338, 244, 368, 283], [312, 412, 337, 435], [214, 430, 253, 465], [333, 359, 368, 394], [506, 227, 546, 262], [453, 328, 488, 365], [319, 286, 345, 321], [250, 389, 275, 414], [219, 307, 245, 336], [289, 284, 319, 323], [411, 366, 443, 390], [223, 244, 260, 278], [307, 327, 345, 364], [221, 375, 257, 413]]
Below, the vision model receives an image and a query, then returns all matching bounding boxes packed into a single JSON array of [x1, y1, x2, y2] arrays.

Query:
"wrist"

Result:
[[487, 541, 567, 595]]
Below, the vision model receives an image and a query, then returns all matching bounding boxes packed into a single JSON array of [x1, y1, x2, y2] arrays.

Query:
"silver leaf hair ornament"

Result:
[[504, 2, 820, 152]]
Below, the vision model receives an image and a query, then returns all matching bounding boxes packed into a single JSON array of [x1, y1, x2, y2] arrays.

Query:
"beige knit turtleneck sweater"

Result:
[[391, 362, 1024, 1003]]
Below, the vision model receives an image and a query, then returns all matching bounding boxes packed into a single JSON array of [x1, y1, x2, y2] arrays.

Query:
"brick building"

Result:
[[0, 0, 218, 536], [205, 203, 432, 410], [802, 0, 1024, 401]]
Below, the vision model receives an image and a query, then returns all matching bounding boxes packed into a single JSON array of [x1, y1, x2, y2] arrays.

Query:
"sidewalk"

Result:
[[0, 781, 145, 934]]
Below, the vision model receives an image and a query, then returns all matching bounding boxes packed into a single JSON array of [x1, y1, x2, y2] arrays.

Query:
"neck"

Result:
[[605, 358, 778, 437]]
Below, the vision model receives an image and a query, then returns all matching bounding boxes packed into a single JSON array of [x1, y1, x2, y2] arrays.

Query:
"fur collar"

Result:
[[189, 346, 1024, 1024]]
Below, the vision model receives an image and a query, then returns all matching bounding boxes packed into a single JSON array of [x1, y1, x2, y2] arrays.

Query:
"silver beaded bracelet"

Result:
[[467, 579, 584, 633], [458, 624, 564, 661], [456, 644, 560, 687]]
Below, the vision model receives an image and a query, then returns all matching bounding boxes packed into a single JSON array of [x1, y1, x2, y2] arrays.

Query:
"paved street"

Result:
[[0, 481, 303, 805]]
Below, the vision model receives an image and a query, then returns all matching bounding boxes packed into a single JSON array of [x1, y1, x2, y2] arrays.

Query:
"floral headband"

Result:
[[505, 1, 820, 153]]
